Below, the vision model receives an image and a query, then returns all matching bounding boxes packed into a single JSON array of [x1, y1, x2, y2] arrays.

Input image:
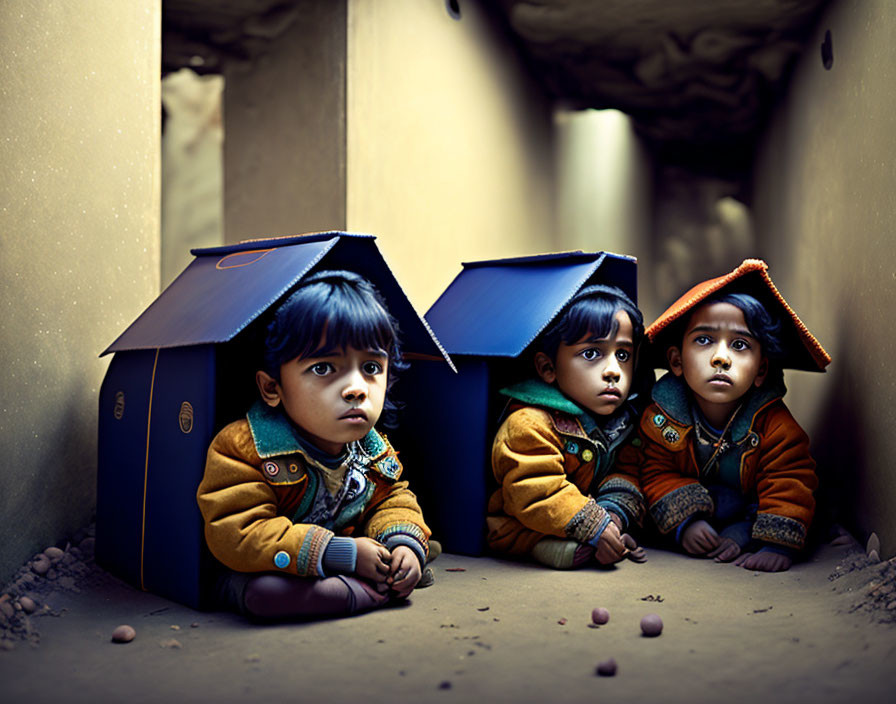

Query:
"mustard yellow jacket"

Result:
[[487, 380, 645, 556], [197, 402, 429, 578]]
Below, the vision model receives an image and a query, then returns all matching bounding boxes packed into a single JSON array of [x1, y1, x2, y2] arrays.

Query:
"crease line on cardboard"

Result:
[[141, 347, 160, 591]]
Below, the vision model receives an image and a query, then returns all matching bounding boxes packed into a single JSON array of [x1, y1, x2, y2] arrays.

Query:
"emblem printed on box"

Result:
[[178, 401, 194, 434], [113, 391, 125, 420]]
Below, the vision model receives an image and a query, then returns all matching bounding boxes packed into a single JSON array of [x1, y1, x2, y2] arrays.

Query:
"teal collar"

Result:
[[652, 373, 786, 441], [500, 378, 632, 439], [246, 400, 366, 462], [500, 378, 585, 416]]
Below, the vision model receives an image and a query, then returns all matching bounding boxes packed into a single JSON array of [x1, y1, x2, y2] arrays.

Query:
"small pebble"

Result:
[[0, 601, 14, 620], [44, 547, 65, 563], [438, 681, 452, 690], [190, 622, 200, 628], [160, 638, 182, 649], [557, 617, 567, 625], [18, 597, 36, 614], [32, 557, 50, 576], [867, 532, 881, 557], [868, 549, 881, 564], [596, 658, 617, 676], [591, 607, 610, 625], [640, 613, 663, 637], [111, 625, 136, 643]]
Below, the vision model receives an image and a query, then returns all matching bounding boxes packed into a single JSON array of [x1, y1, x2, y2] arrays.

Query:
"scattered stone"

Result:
[[640, 613, 663, 637], [170, 625, 181, 630], [31, 557, 50, 576], [160, 638, 182, 649], [190, 622, 200, 628], [0, 600, 14, 620], [44, 547, 64, 563], [868, 550, 881, 564], [867, 533, 881, 557], [18, 597, 36, 614], [596, 658, 617, 676], [111, 625, 136, 643], [557, 617, 567, 625], [438, 681, 452, 690], [591, 607, 610, 625]]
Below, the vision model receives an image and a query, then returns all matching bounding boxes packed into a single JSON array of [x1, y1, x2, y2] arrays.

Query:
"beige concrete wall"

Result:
[[346, 0, 556, 309], [0, 1, 161, 584], [223, 0, 347, 243], [752, 0, 896, 555], [554, 108, 655, 315]]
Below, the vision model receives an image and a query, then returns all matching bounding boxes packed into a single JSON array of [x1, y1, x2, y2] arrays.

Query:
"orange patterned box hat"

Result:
[[647, 259, 831, 372]]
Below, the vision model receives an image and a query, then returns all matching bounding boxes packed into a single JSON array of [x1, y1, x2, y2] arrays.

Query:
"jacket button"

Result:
[[581, 449, 594, 462], [273, 551, 291, 569], [653, 414, 666, 427], [566, 441, 579, 455]]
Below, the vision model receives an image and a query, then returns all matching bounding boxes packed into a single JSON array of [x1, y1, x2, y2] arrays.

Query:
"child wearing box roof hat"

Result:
[[197, 270, 432, 619], [487, 285, 652, 569], [616, 259, 830, 572]]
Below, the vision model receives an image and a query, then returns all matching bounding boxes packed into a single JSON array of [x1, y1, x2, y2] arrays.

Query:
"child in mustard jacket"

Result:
[[197, 270, 431, 619], [617, 259, 830, 572], [487, 285, 651, 569]]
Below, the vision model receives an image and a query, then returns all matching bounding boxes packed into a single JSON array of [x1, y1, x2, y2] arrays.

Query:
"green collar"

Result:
[[500, 378, 584, 416], [246, 400, 388, 465], [651, 373, 786, 441]]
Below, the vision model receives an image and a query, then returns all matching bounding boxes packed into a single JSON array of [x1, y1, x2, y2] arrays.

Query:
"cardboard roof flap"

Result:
[[425, 251, 637, 357], [101, 232, 452, 369]]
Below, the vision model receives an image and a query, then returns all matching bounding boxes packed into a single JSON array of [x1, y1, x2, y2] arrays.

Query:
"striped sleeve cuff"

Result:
[[322, 536, 358, 575]]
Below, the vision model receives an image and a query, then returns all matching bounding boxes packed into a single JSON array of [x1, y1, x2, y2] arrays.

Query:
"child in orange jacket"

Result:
[[617, 260, 830, 572]]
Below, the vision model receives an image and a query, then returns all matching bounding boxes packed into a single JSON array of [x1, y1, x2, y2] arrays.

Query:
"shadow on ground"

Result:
[[1, 533, 895, 704]]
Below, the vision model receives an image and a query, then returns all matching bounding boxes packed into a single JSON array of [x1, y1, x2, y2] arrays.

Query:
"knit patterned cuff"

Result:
[[565, 498, 610, 545], [322, 536, 358, 575], [752, 513, 807, 550], [296, 526, 334, 577], [649, 483, 714, 535], [376, 523, 429, 567], [597, 477, 646, 527]]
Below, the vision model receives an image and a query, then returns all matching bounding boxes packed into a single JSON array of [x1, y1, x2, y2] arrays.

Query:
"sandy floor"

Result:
[[1, 534, 895, 704]]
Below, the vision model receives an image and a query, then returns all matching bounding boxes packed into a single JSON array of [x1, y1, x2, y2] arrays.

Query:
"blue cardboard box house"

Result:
[[96, 232, 451, 609], [394, 250, 638, 556]]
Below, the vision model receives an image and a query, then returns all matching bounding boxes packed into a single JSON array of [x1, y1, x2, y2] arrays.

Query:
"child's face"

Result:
[[668, 302, 767, 425], [257, 345, 389, 455], [537, 309, 635, 417]]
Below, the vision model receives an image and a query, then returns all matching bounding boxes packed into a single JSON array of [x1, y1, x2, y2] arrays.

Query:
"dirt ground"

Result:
[[1, 530, 895, 704]]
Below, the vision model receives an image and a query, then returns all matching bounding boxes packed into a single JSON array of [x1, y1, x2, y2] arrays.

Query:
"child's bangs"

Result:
[[306, 292, 394, 358], [561, 297, 623, 345]]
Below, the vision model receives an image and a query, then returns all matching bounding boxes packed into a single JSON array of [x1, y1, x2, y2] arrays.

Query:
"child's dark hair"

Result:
[[261, 269, 408, 426], [539, 284, 645, 361], [691, 292, 785, 362], [538, 284, 652, 403]]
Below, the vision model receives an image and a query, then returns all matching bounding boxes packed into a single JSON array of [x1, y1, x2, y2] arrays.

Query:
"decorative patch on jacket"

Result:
[[565, 498, 608, 544], [642, 410, 689, 451], [258, 456, 309, 486], [649, 483, 714, 534], [372, 453, 402, 481], [752, 513, 807, 550], [359, 430, 388, 460]]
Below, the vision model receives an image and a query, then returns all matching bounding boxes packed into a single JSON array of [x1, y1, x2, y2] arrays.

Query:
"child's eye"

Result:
[[731, 339, 751, 351], [616, 350, 631, 363], [362, 361, 384, 375], [694, 335, 711, 346], [580, 348, 600, 361], [309, 362, 334, 376]]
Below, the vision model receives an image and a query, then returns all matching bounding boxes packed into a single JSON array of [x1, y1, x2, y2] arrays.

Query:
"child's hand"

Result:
[[622, 532, 648, 563], [707, 536, 741, 562], [385, 545, 421, 598], [681, 519, 721, 555], [594, 521, 628, 565], [354, 537, 392, 592], [733, 549, 792, 572]]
